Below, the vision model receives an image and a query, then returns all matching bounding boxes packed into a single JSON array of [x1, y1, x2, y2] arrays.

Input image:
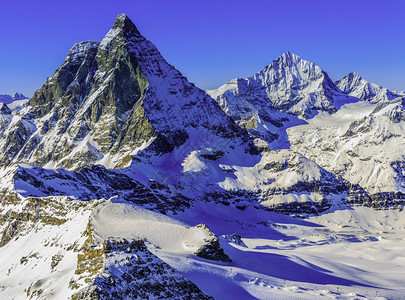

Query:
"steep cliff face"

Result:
[[72, 239, 214, 300], [0, 103, 12, 139], [0, 14, 249, 171]]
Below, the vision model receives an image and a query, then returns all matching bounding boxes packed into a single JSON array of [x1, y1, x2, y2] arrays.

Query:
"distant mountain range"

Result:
[[0, 92, 29, 110]]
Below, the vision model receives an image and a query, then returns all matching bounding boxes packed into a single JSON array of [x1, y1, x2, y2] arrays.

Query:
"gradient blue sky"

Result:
[[1, 0, 404, 97]]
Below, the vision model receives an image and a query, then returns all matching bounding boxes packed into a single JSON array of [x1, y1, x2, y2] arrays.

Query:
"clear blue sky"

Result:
[[1, 0, 404, 97]]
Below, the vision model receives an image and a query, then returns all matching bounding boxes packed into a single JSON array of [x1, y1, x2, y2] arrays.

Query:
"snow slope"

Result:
[[1, 173, 405, 299], [9, 198, 398, 299]]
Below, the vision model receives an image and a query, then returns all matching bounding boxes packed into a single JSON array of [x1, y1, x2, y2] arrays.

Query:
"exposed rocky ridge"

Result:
[[9, 164, 192, 214], [345, 189, 405, 210], [72, 238, 214, 300], [336, 72, 404, 103]]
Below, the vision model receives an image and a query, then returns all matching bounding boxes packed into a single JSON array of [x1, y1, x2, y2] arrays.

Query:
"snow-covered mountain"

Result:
[[207, 51, 405, 205], [206, 52, 356, 148], [1, 13, 405, 300], [0, 92, 27, 104], [0, 92, 29, 110], [336, 72, 404, 103], [0, 14, 346, 216], [207, 51, 350, 119], [0, 14, 250, 171], [288, 97, 405, 202]]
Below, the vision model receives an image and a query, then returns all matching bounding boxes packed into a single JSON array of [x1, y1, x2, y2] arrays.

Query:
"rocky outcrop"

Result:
[[0, 193, 90, 247], [72, 239, 214, 300], [12, 164, 192, 214], [192, 224, 232, 263]]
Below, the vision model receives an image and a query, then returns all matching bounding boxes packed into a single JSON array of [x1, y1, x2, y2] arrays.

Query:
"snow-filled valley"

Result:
[[1, 198, 404, 299], [1, 13, 405, 300]]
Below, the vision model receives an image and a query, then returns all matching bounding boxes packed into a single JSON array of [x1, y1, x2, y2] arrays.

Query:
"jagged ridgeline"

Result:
[[0, 14, 249, 170]]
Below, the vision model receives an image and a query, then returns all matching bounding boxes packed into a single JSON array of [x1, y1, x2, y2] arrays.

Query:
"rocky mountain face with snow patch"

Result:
[[0, 14, 249, 171]]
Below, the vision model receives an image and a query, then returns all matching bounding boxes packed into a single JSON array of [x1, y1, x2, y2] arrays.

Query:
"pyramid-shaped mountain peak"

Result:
[[263, 51, 315, 71], [280, 51, 301, 60], [276, 51, 303, 64], [347, 72, 362, 80], [112, 13, 141, 36], [0, 13, 249, 170]]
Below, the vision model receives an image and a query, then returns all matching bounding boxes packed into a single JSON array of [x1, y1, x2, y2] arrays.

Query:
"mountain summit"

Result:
[[206, 52, 350, 148], [112, 13, 141, 35], [207, 51, 347, 120]]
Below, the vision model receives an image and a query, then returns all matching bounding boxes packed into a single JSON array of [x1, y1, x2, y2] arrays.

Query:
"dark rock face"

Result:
[[0, 103, 12, 142], [345, 188, 405, 210], [74, 239, 214, 300], [192, 224, 232, 263], [222, 234, 247, 247], [0, 103, 11, 115], [13, 164, 192, 214]]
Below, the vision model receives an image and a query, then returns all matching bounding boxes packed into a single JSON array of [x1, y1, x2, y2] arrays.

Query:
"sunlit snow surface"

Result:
[[0, 197, 404, 299], [92, 201, 405, 299]]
